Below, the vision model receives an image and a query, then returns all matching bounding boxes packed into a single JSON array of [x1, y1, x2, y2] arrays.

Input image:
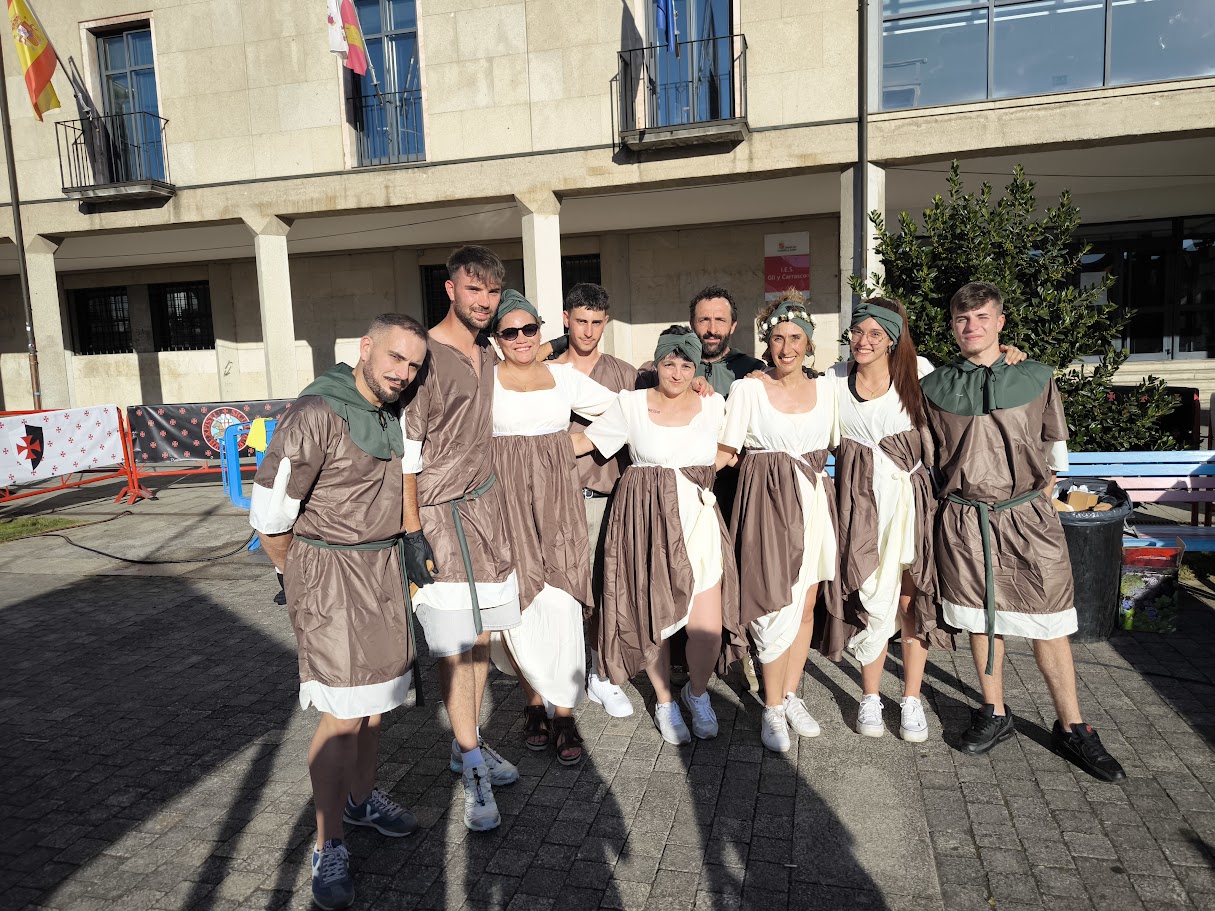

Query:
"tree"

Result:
[[851, 162, 1177, 452]]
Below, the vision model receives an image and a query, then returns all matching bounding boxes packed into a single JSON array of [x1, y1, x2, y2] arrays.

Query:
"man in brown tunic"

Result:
[[251, 313, 429, 910], [547, 282, 637, 717], [403, 245, 521, 833], [922, 281, 1124, 782]]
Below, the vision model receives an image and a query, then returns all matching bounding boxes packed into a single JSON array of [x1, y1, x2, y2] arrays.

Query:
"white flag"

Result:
[[327, 0, 349, 61]]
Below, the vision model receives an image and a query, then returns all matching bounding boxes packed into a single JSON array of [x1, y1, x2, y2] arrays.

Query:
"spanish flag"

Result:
[[7, 0, 60, 121], [326, 0, 368, 77]]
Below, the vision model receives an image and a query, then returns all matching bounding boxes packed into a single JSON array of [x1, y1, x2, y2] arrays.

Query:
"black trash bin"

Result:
[[1055, 477, 1133, 643]]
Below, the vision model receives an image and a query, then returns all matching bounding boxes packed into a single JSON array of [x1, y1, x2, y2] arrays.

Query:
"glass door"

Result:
[[354, 0, 424, 164], [97, 28, 164, 181], [648, 0, 732, 127]]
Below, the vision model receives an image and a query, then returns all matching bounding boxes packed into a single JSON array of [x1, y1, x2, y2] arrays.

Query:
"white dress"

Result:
[[720, 376, 839, 663], [488, 363, 617, 708], [828, 356, 934, 664], [586, 389, 727, 636]]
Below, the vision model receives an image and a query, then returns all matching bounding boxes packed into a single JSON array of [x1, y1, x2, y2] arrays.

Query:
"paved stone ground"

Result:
[[1, 480, 1212, 911]]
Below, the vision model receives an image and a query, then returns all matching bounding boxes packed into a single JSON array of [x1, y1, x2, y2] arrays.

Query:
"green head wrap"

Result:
[[653, 331, 702, 366], [850, 302, 903, 345], [493, 288, 542, 332], [762, 300, 815, 342]]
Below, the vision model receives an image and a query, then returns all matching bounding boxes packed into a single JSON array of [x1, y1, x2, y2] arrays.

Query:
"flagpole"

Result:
[[0, 35, 43, 408]]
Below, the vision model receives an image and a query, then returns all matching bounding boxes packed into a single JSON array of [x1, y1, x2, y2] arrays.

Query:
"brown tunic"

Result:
[[927, 379, 1074, 622], [599, 464, 746, 685], [566, 353, 637, 494], [730, 449, 845, 640], [832, 429, 950, 653], [253, 396, 415, 691], [405, 339, 514, 593]]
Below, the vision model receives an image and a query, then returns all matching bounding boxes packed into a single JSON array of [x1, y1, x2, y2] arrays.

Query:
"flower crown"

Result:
[[763, 308, 814, 335]]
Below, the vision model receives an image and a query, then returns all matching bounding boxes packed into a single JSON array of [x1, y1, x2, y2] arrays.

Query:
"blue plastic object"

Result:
[[221, 420, 277, 551]]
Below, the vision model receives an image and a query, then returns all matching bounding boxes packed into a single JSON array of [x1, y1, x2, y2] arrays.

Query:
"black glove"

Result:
[[402, 530, 436, 587], [546, 333, 570, 360], [273, 570, 286, 606]]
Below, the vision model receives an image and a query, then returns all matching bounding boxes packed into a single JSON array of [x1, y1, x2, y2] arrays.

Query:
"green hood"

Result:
[[299, 363, 405, 460], [921, 354, 1053, 416]]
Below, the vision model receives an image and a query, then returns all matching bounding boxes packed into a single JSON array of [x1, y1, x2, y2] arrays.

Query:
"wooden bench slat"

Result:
[[1060, 465, 1215, 477], [1071, 450, 1215, 464]]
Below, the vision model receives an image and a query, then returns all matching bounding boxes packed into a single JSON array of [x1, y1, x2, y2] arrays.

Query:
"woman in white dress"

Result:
[[718, 293, 841, 753], [489, 290, 617, 765], [578, 326, 745, 746]]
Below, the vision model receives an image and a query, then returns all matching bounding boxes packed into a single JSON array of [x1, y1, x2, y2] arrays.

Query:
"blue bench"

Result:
[[1061, 450, 1215, 552]]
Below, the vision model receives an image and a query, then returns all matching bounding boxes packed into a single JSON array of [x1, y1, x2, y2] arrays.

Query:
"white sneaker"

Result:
[[857, 694, 885, 738], [447, 740, 519, 787], [653, 701, 691, 745], [461, 763, 500, 832], [782, 694, 821, 738], [761, 706, 791, 753], [680, 683, 719, 739], [587, 673, 634, 718], [899, 696, 929, 743]]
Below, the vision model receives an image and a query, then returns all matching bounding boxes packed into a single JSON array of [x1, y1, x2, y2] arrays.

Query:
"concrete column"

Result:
[[244, 216, 298, 398], [208, 263, 242, 400], [517, 192, 564, 333], [26, 235, 71, 409], [599, 234, 634, 364], [838, 163, 887, 358], [392, 248, 424, 322]]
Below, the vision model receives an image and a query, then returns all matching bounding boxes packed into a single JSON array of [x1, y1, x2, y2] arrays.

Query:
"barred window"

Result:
[[150, 281, 215, 351], [72, 286, 133, 355]]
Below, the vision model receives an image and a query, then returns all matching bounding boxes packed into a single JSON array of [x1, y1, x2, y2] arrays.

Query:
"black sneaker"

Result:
[[1051, 721, 1126, 782], [959, 703, 1016, 755]]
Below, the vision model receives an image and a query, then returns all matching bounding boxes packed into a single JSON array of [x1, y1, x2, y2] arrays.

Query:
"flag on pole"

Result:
[[326, 0, 368, 76], [7, 0, 61, 121], [654, 0, 676, 55]]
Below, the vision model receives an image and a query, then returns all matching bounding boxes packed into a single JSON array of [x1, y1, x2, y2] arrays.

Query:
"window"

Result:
[[150, 282, 215, 351], [1074, 217, 1215, 360], [645, 0, 735, 127], [352, 0, 424, 165], [420, 255, 604, 328], [72, 287, 133, 355], [880, 0, 1215, 110], [96, 25, 166, 181]]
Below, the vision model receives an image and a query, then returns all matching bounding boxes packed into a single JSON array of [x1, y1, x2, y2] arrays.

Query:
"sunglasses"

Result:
[[497, 323, 540, 341]]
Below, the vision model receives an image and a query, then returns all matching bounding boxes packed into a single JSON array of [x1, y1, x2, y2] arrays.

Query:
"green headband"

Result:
[[851, 302, 903, 345], [762, 300, 815, 342], [653, 332, 702, 366], [493, 288, 542, 331]]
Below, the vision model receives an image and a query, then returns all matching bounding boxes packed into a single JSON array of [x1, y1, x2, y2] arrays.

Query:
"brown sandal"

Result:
[[523, 705, 550, 751], [552, 716, 584, 766]]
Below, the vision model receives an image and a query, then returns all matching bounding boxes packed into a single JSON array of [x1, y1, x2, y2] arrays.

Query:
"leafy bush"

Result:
[[850, 162, 1177, 452]]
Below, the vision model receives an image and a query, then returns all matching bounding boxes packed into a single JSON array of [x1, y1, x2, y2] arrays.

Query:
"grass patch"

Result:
[[0, 516, 82, 544], [1181, 552, 1215, 590]]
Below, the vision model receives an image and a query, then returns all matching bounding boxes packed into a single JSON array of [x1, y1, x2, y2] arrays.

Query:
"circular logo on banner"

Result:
[[202, 407, 250, 451]]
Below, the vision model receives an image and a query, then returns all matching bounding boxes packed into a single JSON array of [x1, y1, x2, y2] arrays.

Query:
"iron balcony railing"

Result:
[[56, 111, 170, 192], [614, 33, 747, 134], [353, 88, 425, 166]]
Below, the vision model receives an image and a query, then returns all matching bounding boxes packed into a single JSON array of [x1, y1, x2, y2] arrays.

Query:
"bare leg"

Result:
[[471, 631, 490, 734], [309, 713, 365, 848], [685, 584, 723, 698], [780, 584, 818, 698], [860, 642, 888, 696], [645, 640, 674, 704], [349, 714, 381, 805], [438, 641, 485, 753], [968, 633, 1006, 708], [898, 574, 927, 699], [1032, 636, 1083, 727], [503, 638, 545, 708], [760, 649, 790, 709]]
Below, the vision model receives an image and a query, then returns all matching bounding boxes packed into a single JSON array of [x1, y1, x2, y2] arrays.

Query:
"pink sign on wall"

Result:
[[763, 232, 810, 301]]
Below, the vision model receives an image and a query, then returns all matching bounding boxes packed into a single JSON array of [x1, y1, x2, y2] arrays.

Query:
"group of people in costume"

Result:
[[250, 245, 1126, 911]]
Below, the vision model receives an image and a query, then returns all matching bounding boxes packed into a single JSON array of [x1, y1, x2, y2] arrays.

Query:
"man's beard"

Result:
[[455, 301, 492, 333], [699, 334, 727, 359], [362, 361, 402, 404]]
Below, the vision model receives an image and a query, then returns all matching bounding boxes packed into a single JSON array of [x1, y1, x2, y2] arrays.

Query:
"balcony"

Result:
[[353, 89, 425, 167], [56, 111, 173, 202], [613, 34, 748, 152]]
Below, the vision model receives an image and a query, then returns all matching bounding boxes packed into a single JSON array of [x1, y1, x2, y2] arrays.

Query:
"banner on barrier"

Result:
[[128, 400, 293, 462], [0, 405, 124, 485]]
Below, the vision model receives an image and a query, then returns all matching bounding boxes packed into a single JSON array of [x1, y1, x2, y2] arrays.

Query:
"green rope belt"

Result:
[[294, 533, 424, 706], [434, 472, 497, 636], [946, 488, 1044, 676]]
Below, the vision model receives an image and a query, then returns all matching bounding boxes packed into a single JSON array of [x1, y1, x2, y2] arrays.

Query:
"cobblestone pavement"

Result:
[[1, 483, 1212, 911]]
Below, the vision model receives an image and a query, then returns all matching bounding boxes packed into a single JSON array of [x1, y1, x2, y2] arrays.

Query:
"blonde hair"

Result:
[[756, 289, 816, 371]]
